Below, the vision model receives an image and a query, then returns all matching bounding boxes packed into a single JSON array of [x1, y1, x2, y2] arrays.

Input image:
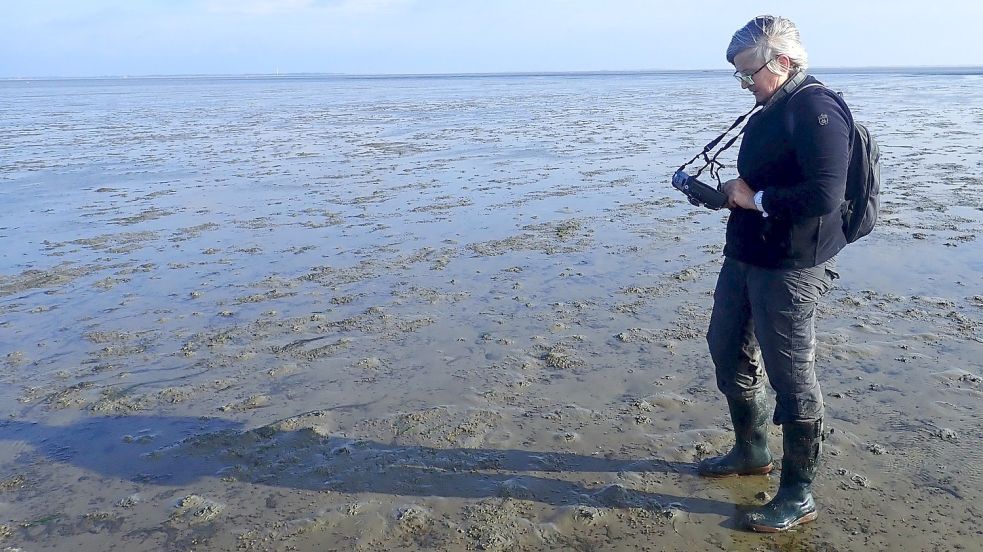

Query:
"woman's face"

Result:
[[733, 49, 790, 104]]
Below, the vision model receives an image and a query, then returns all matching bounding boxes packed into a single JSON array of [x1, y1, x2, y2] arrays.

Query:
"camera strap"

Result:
[[677, 104, 759, 186], [677, 71, 807, 186]]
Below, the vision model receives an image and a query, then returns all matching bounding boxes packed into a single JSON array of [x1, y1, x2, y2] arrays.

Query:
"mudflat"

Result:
[[1, 72, 981, 551]]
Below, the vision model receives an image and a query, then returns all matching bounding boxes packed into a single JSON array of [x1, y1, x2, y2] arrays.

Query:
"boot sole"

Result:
[[699, 463, 774, 478], [748, 510, 818, 533]]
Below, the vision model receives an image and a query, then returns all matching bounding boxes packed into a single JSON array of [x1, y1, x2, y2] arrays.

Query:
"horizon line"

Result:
[[3, 64, 982, 81]]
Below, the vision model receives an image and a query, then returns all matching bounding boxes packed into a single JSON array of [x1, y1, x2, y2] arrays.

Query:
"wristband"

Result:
[[753, 190, 768, 217]]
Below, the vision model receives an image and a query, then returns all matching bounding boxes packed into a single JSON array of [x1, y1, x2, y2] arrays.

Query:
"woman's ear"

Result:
[[777, 54, 792, 73]]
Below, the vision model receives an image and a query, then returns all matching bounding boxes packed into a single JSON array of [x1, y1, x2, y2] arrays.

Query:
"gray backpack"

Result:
[[842, 120, 880, 242]]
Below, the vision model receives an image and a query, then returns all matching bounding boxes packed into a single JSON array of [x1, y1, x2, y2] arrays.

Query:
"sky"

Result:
[[2, 0, 981, 78]]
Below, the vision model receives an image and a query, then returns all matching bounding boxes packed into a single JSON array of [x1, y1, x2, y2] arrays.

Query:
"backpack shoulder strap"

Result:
[[788, 82, 824, 100]]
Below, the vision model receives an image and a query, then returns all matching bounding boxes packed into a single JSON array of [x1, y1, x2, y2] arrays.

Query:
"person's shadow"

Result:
[[0, 414, 743, 521]]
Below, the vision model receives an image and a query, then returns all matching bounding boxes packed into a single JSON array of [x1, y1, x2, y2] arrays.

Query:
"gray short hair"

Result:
[[726, 15, 809, 74]]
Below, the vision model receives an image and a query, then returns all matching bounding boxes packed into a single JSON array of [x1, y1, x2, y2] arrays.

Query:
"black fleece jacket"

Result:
[[726, 75, 854, 269]]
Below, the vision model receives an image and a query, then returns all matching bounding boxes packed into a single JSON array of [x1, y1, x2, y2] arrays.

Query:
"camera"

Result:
[[672, 170, 728, 210]]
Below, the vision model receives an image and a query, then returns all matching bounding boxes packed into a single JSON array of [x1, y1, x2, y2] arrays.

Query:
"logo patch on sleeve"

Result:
[[818, 113, 829, 126]]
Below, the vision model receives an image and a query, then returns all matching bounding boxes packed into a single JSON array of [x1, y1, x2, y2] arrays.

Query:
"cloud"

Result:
[[206, 0, 314, 15], [205, 0, 409, 16]]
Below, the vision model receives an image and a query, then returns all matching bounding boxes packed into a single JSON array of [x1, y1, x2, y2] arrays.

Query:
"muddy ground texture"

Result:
[[1, 75, 982, 551]]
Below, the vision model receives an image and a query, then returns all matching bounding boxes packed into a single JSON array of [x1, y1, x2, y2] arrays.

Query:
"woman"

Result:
[[699, 15, 853, 532]]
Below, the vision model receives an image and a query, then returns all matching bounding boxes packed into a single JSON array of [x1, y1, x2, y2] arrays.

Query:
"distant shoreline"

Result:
[[2, 66, 982, 82]]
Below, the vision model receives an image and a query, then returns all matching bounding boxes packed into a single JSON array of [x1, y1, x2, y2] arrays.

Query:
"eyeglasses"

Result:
[[733, 58, 775, 86]]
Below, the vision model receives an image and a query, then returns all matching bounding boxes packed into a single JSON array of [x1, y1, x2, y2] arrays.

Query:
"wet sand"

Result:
[[1, 73, 981, 551]]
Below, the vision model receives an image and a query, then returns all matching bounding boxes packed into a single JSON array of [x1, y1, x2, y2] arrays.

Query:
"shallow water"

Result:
[[1, 71, 982, 551]]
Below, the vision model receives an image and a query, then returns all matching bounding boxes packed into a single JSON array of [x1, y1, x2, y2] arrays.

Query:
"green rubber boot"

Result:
[[698, 393, 774, 477], [745, 419, 823, 532]]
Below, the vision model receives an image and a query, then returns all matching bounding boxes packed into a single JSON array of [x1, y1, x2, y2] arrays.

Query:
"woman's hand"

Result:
[[721, 177, 757, 210]]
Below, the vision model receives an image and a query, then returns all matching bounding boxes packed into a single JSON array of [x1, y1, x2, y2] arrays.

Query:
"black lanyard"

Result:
[[677, 104, 759, 186]]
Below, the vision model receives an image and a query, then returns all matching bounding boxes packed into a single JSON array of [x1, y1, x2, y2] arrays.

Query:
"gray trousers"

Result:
[[707, 256, 838, 425]]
